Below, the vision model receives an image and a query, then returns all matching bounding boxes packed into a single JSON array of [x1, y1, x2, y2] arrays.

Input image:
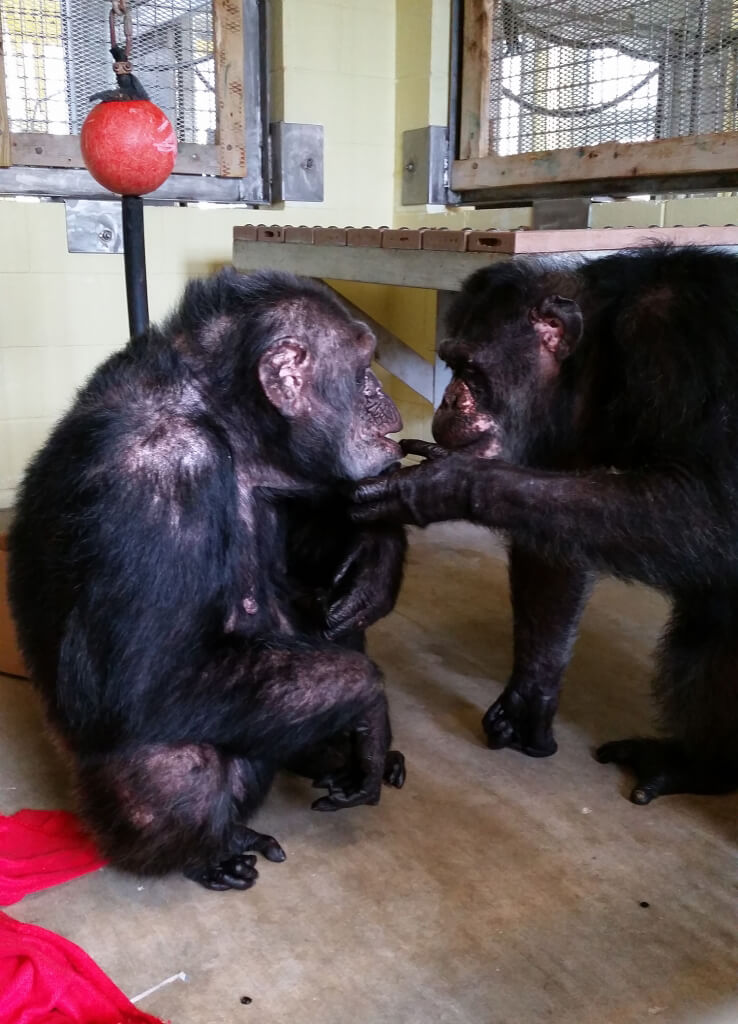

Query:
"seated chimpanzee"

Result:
[[353, 244, 738, 806], [8, 269, 406, 891]]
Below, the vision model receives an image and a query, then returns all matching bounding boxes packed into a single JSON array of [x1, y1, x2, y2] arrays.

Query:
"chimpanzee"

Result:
[[352, 244, 738, 805], [8, 268, 407, 891]]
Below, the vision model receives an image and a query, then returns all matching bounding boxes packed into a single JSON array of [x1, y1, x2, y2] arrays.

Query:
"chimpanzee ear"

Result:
[[258, 339, 311, 416], [529, 295, 583, 361]]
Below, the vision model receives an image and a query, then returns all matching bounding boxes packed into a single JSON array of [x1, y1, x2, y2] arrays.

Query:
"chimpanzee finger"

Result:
[[312, 768, 357, 792], [400, 439, 449, 460], [352, 477, 393, 502], [324, 595, 370, 639], [350, 501, 413, 525]]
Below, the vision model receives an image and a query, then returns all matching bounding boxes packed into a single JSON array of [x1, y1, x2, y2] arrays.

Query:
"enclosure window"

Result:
[[490, 0, 738, 158], [1, 0, 216, 145]]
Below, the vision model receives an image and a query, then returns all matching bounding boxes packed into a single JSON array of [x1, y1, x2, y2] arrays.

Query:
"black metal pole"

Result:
[[121, 194, 149, 337]]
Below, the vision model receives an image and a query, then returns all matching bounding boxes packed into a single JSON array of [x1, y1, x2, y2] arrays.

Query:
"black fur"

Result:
[[353, 245, 738, 803], [8, 268, 406, 890]]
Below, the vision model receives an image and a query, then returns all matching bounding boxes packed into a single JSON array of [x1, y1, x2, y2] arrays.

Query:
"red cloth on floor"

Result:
[[0, 810, 106, 906], [0, 910, 164, 1024]]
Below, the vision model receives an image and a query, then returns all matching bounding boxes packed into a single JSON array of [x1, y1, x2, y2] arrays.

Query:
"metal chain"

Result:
[[109, 0, 133, 72]]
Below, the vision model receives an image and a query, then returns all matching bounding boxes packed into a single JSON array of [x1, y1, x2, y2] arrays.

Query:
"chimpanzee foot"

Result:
[[311, 785, 382, 812], [184, 854, 258, 891], [482, 689, 558, 757], [312, 749, 406, 797], [595, 737, 734, 803], [233, 825, 287, 863]]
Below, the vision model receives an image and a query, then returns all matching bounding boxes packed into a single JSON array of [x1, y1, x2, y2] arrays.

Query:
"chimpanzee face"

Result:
[[344, 363, 404, 479], [432, 277, 582, 462], [258, 308, 402, 482]]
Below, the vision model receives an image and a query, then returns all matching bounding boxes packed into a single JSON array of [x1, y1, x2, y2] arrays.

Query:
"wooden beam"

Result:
[[458, 0, 493, 161], [9, 133, 219, 176], [234, 229, 738, 292], [233, 238, 509, 290], [452, 131, 738, 195], [213, 0, 247, 178], [0, 23, 9, 168], [485, 225, 738, 254]]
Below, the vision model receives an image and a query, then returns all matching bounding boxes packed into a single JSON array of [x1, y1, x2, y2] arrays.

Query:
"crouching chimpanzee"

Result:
[[8, 269, 406, 891], [353, 244, 738, 805]]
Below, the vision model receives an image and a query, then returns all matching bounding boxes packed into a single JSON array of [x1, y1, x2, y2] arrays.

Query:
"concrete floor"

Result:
[[1, 522, 736, 1024]]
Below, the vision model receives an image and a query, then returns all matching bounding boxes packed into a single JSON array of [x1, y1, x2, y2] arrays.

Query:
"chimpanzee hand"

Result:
[[351, 439, 477, 528], [311, 750, 406, 810], [324, 525, 407, 640]]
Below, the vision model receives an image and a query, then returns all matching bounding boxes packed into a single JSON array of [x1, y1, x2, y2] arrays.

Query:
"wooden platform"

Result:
[[233, 225, 738, 291]]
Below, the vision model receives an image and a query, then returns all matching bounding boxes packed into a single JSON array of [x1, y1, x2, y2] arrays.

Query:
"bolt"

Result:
[[99, 229, 113, 243], [303, 157, 314, 170], [405, 160, 415, 173]]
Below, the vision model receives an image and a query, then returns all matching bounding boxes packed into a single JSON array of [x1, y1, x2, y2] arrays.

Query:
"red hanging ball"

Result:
[[80, 100, 177, 196]]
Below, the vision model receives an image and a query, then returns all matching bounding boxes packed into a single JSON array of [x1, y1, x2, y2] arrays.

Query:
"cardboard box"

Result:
[[0, 533, 28, 678]]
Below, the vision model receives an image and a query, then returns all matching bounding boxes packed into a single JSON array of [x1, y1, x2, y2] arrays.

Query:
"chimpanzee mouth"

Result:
[[377, 435, 404, 458], [366, 434, 403, 472]]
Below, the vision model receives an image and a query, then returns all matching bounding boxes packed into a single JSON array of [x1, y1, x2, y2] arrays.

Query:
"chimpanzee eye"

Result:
[[458, 362, 483, 388], [356, 367, 367, 386]]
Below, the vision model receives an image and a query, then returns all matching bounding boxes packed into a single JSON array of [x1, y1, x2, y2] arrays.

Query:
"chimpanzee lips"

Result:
[[376, 435, 403, 458]]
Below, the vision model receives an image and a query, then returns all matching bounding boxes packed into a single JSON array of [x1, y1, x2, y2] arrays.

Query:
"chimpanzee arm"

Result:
[[324, 524, 407, 640], [352, 456, 730, 589], [286, 497, 406, 641], [483, 545, 592, 756]]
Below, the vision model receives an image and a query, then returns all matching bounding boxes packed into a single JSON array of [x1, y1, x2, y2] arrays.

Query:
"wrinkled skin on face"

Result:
[[431, 287, 581, 463], [343, 361, 403, 480], [259, 312, 402, 483]]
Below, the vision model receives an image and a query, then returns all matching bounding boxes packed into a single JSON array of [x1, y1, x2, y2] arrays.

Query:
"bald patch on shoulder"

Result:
[[123, 417, 214, 478]]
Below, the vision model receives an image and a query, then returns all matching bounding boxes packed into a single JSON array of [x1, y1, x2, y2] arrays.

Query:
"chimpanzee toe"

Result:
[[595, 736, 733, 801], [184, 854, 259, 891], [482, 693, 558, 758], [233, 826, 287, 863], [383, 750, 406, 788], [311, 786, 381, 811]]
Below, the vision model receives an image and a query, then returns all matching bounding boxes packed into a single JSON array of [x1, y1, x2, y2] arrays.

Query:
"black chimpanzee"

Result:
[[352, 244, 738, 805], [8, 269, 407, 891]]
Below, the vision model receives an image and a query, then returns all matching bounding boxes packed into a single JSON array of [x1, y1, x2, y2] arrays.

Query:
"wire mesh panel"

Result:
[[490, 0, 738, 156], [1, 0, 215, 143]]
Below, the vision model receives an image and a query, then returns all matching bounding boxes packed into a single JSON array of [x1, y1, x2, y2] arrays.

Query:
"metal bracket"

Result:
[[270, 122, 324, 203], [65, 199, 123, 253], [532, 198, 593, 231], [402, 126, 452, 206]]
